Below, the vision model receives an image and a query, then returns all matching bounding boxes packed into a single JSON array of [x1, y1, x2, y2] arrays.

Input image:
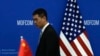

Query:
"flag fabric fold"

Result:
[[18, 36, 33, 56], [59, 0, 94, 56]]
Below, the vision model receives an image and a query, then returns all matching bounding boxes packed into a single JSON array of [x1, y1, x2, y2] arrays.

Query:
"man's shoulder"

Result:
[[42, 24, 58, 38], [43, 25, 58, 36], [45, 25, 55, 32]]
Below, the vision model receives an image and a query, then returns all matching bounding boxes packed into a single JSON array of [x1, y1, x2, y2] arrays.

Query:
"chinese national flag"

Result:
[[18, 36, 33, 56]]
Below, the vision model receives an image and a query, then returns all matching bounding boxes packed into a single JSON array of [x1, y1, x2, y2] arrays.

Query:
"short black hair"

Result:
[[32, 8, 47, 20]]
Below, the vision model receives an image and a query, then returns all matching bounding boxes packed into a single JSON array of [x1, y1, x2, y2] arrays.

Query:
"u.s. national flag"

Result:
[[59, 0, 94, 56]]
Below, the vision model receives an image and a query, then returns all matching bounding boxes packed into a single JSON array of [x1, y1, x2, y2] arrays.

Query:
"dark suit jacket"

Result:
[[36, 25, 60, 56]]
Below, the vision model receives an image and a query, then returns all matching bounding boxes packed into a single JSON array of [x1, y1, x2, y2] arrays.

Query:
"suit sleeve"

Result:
[[45, 29, 59, 56]]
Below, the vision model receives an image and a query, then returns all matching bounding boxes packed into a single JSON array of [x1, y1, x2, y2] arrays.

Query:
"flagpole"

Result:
[[20, 36, 23, 40]]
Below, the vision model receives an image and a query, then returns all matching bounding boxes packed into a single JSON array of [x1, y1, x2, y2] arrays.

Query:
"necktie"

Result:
[[38, 31, 43, 44]]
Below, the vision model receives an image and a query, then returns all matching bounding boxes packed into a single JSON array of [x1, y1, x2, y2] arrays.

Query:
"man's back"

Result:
[[36, 25, 60, 56]]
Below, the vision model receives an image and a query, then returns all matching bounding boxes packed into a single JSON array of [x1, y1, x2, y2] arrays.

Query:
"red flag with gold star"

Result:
[[18, 36, 33, 56]]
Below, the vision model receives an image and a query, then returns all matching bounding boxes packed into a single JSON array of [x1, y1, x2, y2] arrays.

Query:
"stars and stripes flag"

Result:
[[59, 0, 94, 56]]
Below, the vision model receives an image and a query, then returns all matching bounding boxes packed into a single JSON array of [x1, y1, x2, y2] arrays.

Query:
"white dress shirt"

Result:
[[41, 22, 49, 34]]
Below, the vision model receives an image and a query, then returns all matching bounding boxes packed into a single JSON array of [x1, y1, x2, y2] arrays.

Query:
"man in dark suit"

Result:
[[32, 8, 60, 56]]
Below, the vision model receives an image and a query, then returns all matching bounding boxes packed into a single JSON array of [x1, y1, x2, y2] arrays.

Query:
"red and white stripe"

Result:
[[59, 31, 94, 56]]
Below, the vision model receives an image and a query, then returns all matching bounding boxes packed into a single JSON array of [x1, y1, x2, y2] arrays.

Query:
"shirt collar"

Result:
[[41, 22, 49, 33]]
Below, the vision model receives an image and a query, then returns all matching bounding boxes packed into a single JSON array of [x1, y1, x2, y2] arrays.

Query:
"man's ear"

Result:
[[43, 16, 46, 20]]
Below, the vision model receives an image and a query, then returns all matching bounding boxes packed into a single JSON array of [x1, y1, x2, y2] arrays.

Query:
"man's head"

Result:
[[32, 8, 48, 28]]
